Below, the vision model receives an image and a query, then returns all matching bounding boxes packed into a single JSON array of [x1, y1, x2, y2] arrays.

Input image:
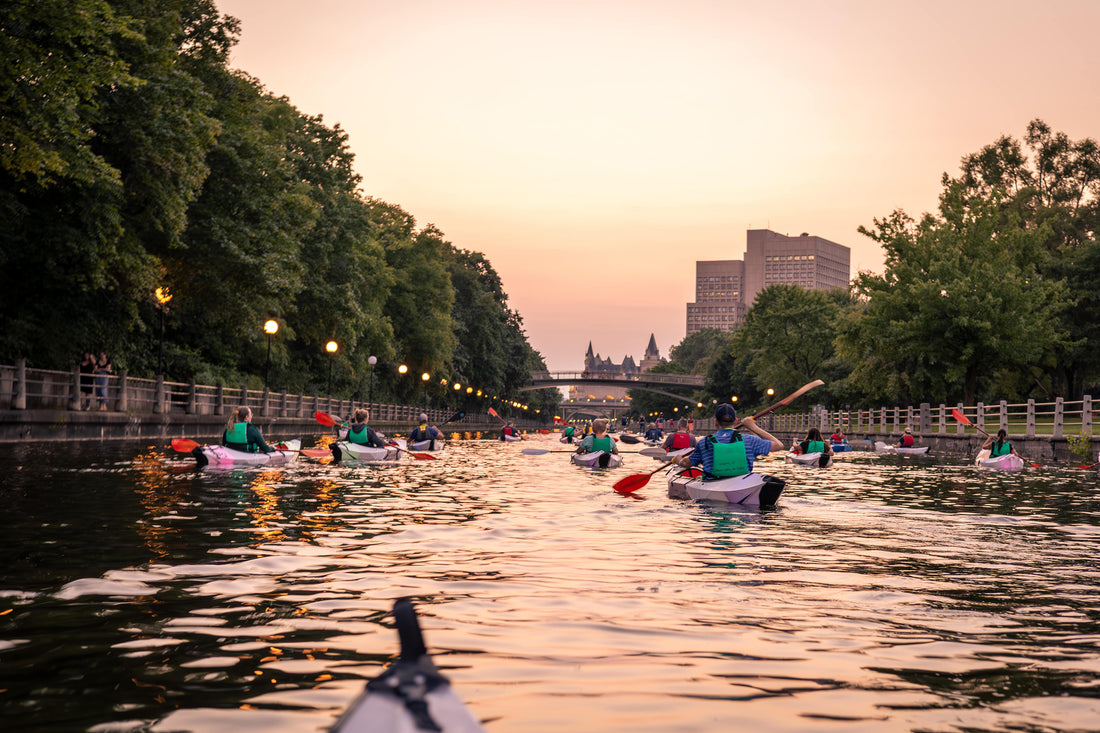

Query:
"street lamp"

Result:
[[263, 319, 278, 389], [155, 287, 172, 376], [325, 340, 338, 396], [367, 355, 377, 405], [767, 388, 775, 397]]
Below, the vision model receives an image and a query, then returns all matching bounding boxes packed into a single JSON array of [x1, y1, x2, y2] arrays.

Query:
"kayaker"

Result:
[[895, 427, 916, 448], [796, 427, 834, 458], [562, 423, 577, 443], [677, 403, 784, 478], [576, 418, 618, 456], [982, 428, 1023, 459], [500, 421, 523, 441], [661, 418, 697, 451], [643, 422, 663, 442], [346, 408, 386, 448], [409, 413, 442, 446], [830, 428, 848, 445], [222, 406, 275, 453]]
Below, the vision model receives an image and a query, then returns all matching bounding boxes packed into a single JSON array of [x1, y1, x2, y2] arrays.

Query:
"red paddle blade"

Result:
[[314, 411, 337, 426], [488, 407, 500, 419], [613, 473, 652, 495], [951, 408, 971, 425], [539, 429, 550, 434], [300, 448, 333, 458], [171, 438, 200, 453], [409, 452, 437, 460]]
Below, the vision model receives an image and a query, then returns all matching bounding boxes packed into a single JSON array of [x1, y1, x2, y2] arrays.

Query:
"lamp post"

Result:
[[326, 341, 338, 397], [154, 287, 172, 376], [263, 320, 278, 390], [367, 355, 377, 406]]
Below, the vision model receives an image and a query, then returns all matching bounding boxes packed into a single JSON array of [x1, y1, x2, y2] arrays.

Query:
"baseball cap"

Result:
[[715, 403, 737, 423]]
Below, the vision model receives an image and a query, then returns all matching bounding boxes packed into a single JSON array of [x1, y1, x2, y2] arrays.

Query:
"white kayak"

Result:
[[331, 442, 400, 463], [559, 435, 578, 444], [666, 468, 785, 505], [570, 451, 623, 469], [331, 598, 484, 733], [875, 441, 930, 454], [193, 439, 300, 468], [975, 449, 1025, 471], [500, 434, 523, 442], [785, 451, 832, 468], [407, 438, 445, 452]]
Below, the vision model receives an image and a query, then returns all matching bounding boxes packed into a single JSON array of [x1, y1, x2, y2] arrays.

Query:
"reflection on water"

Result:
[[0, 441, 1098, 732]]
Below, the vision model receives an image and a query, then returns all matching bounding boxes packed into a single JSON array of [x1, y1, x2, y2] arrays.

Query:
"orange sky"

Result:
[[215, 0, 1100, 372]]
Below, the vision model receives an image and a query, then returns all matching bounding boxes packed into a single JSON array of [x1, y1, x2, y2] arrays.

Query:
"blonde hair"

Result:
[[352, 408, 369, 423], [592, 418, 609, 434], [226, 406, 251, 432]]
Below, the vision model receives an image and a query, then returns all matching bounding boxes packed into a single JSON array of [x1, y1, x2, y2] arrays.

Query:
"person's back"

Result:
[[223, 406, 273, 454], [579, 418, 617, 454], [679, 404, 783, 479], [347, 408, 384, 447]]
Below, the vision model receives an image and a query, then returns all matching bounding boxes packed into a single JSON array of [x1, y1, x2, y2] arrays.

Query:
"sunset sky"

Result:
[[216, 0, 1100, 372]]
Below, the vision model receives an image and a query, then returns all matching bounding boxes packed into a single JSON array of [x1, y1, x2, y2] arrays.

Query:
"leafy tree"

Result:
[[842, 183, 1073, 404]]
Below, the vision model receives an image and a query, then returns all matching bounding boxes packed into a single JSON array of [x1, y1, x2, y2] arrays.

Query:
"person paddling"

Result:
[[500, 421, 523, 441], [643, 422, 663, 442], [346, 408, 386, 448], [410, 413, 442, 449], [576, 418, 619, 462], [561, 423, 577, 443], [796, 427, 834, 457], [661, 418, 697, 452], [895, 427, 915, 448], [982, 428, 1023, 460], [829, 428, 848, 445], [677, 403, 783, 478], [223, 406, 275, 454]]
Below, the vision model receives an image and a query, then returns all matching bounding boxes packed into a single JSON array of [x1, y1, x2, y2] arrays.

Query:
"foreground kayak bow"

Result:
[[331, 598, 484, 732]]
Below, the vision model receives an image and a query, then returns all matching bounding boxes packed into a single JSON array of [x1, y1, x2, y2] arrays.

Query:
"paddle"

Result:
[[522, 447, 646, 455], [438, 410, 466, 427], [387, 440, 436, 460], [1073, 460, 1100, 470], [951, 409, 1040, 467], [487, 407, 505, 423], [612, 379, 825, 495], [171, 438, 200, 453], [618, 434, 641, 444], [301, 447, 332, 459]]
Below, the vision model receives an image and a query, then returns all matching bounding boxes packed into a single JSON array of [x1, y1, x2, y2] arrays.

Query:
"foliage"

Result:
[[1066, 429, 1093, 463]]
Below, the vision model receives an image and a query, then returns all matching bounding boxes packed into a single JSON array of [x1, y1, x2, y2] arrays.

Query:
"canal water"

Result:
[[1, 436, 1098, 732]]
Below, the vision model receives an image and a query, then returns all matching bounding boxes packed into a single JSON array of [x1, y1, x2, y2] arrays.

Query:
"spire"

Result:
[[586, 341, 594, 357], [646, 333, 658, 357]]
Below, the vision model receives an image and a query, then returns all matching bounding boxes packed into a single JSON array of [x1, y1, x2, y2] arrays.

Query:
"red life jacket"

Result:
[[902, 434, 914, 447], [671, 432, 692, 450]]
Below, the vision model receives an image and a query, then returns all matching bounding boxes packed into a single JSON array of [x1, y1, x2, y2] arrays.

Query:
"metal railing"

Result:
[[0, 360, 454, 425]]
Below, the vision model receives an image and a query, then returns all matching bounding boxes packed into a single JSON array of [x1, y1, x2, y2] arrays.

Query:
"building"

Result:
[[686, 229, 850, 336], [569, 336, 665, 403]]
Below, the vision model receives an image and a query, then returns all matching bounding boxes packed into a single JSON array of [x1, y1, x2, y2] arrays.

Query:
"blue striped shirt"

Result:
[[685, 428, 773, 474]]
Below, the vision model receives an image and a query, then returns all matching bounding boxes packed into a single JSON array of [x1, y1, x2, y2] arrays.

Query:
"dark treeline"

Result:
[[0, 0, 559, 419], [632, 120, 1100, 417]]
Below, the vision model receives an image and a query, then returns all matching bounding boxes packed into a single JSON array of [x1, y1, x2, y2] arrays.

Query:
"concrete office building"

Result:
[[686, 229, 850, 336]]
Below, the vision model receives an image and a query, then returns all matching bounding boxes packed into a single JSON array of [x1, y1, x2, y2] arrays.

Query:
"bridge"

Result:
[[522, 371, 705, 420]]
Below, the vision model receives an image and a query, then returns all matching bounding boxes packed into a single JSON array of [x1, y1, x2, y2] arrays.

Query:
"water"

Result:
[[1, 438, 1098, 732]]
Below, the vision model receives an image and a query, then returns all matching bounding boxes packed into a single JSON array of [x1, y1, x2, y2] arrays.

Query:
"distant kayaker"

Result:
[[796, 427, 834, 458], [643, 422, 663, 442], [500, 421, 523, 441], [410, 413, 443, 447], [982, 428, 1023, 460], [576, 418, 618, 456], [830, 428, 847, 444], [661, 418, 697, 451], [677, 403, 783, 478], [223, 406, 275, 454], [895, 427, 915, 448], [561, 423, 577, 443], [347, 408, 386, 448]]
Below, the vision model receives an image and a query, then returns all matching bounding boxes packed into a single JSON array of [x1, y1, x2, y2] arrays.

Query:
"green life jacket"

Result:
[[564, 426, 575, 437], [589, 435, 612, 453], [805, 439, 825, 454], [709, 432, 749, 477], [225, 422, 255, 452], [991, 440, 1011, 457], [348, 424, 372, 445]]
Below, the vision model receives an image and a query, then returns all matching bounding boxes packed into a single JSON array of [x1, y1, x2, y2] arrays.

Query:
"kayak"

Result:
[[785, 451, 832, 468], [975, 449, 1025, 471], [570, 451, 623, 469], [408, 438, 445, 452], [500, 434, 522, 442], [666, 468, 785, 505], [330, 598, 484, 733], [331, 442, 400, 463], [559, 435, 577, 444], [831, 443, 852, 453], [191, 439, 300, 468], [875, 441, 930, 454]]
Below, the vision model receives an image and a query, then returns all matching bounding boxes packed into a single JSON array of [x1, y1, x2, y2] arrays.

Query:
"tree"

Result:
[[842, 183, 1073, 405]]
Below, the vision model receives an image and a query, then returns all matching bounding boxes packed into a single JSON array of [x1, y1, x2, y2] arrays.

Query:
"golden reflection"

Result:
[[246, 470, 288, 544], [130, 448, 193, 558]]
